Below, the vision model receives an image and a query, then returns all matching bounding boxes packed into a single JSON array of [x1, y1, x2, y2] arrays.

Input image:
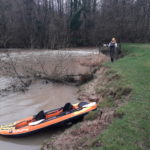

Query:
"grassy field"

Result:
[[92, 44, 150, 150]]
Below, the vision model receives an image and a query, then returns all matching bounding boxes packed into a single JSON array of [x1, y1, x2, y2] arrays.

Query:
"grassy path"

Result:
[[92, 44, 150, 150]]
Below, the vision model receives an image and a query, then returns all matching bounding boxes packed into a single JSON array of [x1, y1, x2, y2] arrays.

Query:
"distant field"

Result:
[[92, 43, 150, 150]]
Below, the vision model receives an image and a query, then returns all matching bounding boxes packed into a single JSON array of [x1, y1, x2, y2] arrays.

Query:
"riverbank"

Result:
[[0, 49, 109, 150], [41, 43, 150, 150]]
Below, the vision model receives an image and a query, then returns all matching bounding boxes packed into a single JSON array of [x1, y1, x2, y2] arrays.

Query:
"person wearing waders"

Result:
[[108, 38, 117, 62]]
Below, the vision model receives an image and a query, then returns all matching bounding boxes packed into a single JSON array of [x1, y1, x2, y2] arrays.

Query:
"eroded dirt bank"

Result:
[[41, 58, 131, 150]]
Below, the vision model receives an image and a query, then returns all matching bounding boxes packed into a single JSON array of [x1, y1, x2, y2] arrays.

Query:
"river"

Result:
[[0, 49, 98, 150]]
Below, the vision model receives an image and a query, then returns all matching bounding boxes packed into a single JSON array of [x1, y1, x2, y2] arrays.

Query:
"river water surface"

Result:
[[0, 49, 98, 150], [0, 79, 77, 150]]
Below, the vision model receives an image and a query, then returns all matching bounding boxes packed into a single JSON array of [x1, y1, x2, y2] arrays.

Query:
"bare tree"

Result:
[[0, 0, 150, 49]]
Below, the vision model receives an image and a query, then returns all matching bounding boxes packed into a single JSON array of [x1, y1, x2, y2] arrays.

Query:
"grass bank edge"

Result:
[[91, 43, 150, 150]]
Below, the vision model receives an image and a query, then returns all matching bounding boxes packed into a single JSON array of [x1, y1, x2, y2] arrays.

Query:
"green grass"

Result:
[[92, 43, 150, 150]]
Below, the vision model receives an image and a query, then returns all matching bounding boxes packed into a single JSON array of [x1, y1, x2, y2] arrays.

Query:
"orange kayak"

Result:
[[0, 102, 97, 137]]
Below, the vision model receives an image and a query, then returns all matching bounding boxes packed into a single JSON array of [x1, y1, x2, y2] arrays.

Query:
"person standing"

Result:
[[108, 38, 117, 62]]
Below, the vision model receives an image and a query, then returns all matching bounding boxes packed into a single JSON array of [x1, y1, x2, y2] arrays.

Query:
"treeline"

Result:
[[0, 0, 150, 49]]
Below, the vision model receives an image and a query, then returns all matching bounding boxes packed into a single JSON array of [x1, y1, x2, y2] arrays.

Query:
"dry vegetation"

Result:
[[0, 51, 108, 93], [1, 0, 150, 49]]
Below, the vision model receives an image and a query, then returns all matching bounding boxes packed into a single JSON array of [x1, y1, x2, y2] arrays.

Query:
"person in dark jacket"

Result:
[[108, 37, 117, 62]]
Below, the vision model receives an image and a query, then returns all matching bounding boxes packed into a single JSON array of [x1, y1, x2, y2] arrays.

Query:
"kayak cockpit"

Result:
[[14, 103, 75, 129], [0, 102, 97, 137]]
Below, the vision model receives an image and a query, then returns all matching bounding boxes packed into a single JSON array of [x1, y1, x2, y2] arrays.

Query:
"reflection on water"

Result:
[[0, 79, 78, 150]]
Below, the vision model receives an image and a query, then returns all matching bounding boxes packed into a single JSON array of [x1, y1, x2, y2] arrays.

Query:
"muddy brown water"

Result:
[[0, 49, 98, 150], [0, 79, 78, 150]]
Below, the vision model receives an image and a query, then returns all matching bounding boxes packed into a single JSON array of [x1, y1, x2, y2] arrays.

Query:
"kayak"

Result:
[[0, 102, 97, 137]]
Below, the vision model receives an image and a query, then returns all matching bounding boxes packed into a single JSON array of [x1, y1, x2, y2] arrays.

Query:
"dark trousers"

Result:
[[110, 47, 115, 62]]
